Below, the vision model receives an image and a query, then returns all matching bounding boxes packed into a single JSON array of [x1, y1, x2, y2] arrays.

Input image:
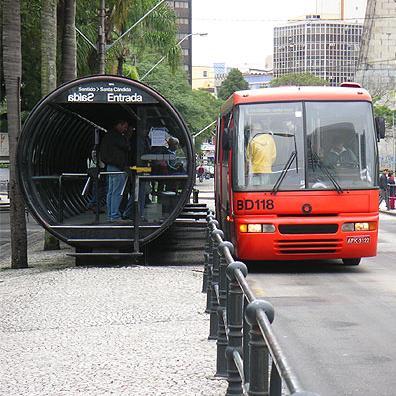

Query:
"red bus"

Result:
[[215, 85, 385, 265]]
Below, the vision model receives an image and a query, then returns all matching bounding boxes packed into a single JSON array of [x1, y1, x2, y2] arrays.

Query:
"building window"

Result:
[[203, 70, 208, 77], [178, 17, 189, 25], [174, 1, 189, 8]]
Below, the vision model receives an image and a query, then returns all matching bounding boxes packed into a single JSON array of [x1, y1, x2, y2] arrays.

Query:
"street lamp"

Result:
[[140, 32, 208, 81]]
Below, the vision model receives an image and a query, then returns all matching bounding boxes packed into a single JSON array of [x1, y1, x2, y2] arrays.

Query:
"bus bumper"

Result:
[[233, 214, 378, 262]]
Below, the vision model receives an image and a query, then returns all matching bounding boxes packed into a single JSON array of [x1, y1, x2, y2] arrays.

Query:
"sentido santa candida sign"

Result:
[[54, 80, 159, 104]]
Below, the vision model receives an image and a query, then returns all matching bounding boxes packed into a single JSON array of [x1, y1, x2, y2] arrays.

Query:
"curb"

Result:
[[379, 209, 396, 217]]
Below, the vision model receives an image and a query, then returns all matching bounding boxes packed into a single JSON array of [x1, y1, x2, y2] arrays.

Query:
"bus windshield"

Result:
[[235, 101, 377, 191]]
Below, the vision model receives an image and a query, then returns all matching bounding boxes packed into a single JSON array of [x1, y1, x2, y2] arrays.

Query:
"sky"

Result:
[[191, 0, 367, 70]]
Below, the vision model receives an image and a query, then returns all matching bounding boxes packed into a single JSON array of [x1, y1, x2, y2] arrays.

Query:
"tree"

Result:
[[105, 0, 180, 76], [61, 0, 76, 82], [41, 0, 57, 94], [374, 103, 395, 133], [41, 0, 60, 251], [138, 56, 223, 148], [270, 72, 329, 87], [217, 68, 249, 101], [20, 0, 42, 111], [3, 0, 28, 268]]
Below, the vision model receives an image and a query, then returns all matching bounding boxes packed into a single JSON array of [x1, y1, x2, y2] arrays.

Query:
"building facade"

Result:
[[274, 16, 363, 86], [192, 66, 216, 93], [166, 0, 192, 84], [243, 69, 273, 90], [355, 0, 396, 98]]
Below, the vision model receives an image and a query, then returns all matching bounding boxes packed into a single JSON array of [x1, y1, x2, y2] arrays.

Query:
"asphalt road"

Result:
[[247, 213, 396, 396]]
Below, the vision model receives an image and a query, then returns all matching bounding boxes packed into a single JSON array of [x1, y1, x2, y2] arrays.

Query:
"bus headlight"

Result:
[[262, 224, 276, 233], [239, 224, 275, 233], [342, 223, 355, 231], [342, 222, 376, 232], [354, 222, 369, 231], [248, 224, 262, 233]]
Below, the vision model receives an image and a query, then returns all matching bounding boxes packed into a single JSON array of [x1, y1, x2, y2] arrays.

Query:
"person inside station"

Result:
[[99, 118, 131, 223], [246, 120, 277, 186]]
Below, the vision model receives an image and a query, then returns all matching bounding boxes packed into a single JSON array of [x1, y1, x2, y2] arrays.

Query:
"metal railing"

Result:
[[203, 213, 319, 396]]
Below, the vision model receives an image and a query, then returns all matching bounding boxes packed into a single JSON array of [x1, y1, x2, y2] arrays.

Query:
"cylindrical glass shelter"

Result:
[[18, 75, 195, 250]]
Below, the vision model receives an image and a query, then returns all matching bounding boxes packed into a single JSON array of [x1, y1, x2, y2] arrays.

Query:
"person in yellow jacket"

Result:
[[246, 122, 277, 186]]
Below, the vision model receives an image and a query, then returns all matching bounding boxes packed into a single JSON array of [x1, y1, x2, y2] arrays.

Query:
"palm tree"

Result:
[[74, 0, 180, 76], [106, 0, 180, 75], [3, 0, 28, 268], [41, 0, 57, 93], [61, 0, 77, 82], [41, 0, 60, 250]]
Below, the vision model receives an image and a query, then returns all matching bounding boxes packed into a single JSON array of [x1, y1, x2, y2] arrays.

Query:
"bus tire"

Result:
[[342, 258, 361, 266]]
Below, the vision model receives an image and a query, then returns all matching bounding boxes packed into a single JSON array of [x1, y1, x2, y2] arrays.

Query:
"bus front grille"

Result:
[[278, 224, 338, 234], [274, 239, 342, 255]]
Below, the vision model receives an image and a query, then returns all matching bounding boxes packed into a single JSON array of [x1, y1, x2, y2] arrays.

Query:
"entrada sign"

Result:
[[54, 80, 159, 104]]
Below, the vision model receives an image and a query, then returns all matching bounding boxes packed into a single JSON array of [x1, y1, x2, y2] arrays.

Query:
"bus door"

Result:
[[218, 112, 233, 236]]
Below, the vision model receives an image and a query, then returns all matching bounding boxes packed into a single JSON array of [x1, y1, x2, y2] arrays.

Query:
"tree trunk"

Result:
[[41, 0, 57, 93], [117, 56, 124, 75], [3, 0, 28, 268], [61, 0, 76, 82], [41, 0, 60, 251]]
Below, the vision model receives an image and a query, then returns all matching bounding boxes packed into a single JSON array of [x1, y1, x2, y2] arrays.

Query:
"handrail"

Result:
[[203, 212, 319, 396]]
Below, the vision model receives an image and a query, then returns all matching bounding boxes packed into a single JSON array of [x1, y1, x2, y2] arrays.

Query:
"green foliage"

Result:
[[123, 64, 139, 79], [21, 0, 42, 110], [138, 56, 223, 146], [374, 104, 395, 129], [217, 68, 249, 100], [270, 73, 329, 87], [17, 0, 182, 113]]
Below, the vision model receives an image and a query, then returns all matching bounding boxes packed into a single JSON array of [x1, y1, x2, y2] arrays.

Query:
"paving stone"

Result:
[[0, 246, 227, 395]]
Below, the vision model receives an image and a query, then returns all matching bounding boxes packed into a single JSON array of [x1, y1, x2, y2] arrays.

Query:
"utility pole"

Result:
[[98, 0, 106, 74]]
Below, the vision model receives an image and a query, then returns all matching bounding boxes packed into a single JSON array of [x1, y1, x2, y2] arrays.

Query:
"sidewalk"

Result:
[[379, 202, 396, 216], [0, 242, 227, 395]]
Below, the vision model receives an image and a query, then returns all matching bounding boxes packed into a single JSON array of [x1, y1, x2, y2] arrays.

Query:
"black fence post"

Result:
[[208, 229, 224, 340], [245, 299, 275, 396], [205, 219, 218, 313], [225, 261, 248, 396], [243, 296, 250, 385], [193, 188, 199, 203], [216, 241, 234, 377], [203, 214, 215, 293]]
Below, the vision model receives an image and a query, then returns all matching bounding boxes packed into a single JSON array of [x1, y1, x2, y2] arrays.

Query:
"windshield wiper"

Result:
[[271, 151, 297, 195], [311, 151, 343, 193]]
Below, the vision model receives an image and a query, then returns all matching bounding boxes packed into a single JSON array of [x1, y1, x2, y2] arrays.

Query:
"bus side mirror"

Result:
[[375, 117, 385, 140], [222, 128, 232, 151]]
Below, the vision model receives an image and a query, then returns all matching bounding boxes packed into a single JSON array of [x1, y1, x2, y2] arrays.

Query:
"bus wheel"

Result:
[[342, 258, 361, 266]]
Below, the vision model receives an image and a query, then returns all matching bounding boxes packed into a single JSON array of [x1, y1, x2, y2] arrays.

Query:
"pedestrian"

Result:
[[388, 171, 395, 209], [99, 119, 131, 222], [197, 163, 205, 182], [379, 169, 389, 210]]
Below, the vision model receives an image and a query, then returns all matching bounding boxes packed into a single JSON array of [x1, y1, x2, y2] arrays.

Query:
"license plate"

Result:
[[346, 236, 370, 244]]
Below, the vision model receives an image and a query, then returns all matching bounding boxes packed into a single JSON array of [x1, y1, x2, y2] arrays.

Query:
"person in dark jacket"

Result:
[[100, 119, 130, 222], [379, 169, 389, 210]]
